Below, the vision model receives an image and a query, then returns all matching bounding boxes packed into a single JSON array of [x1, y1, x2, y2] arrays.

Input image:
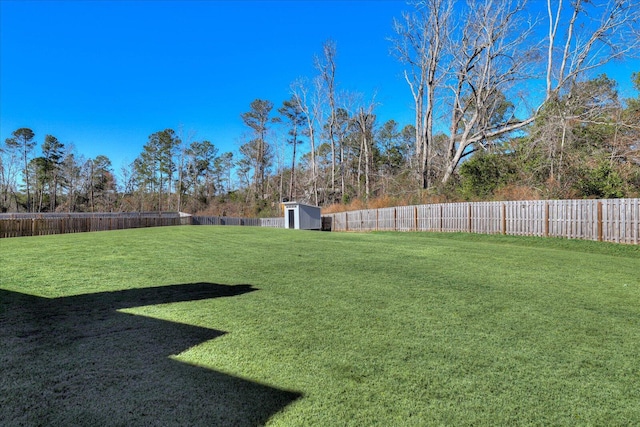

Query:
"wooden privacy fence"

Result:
[[191, 216, 260, 226], [2, 199, 637, 244], [260, 217, 285, 228], [0, 212, 187, 238], [190, 216, 284, 228], [0, 212, 285, 238], [329, 198, 639, 244]]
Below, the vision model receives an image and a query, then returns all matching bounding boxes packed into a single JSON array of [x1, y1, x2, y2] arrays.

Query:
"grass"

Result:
[[1, 226, 639, 425]]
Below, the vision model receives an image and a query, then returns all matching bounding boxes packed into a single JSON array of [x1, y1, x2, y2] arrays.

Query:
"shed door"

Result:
[[288, 209, 295, 229]]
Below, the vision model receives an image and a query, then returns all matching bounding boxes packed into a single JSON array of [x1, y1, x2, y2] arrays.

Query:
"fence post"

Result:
[[345, 212, 349, 232], [414, 206, 418, 231], [394, 207, 398, 231], [544, 201, 550, 237], [468, 203, 472, 233], [439, 205, 443, 232], [501, 203, 506, 235], [597, 201, 603, 242], [376, 209, 379, 231]]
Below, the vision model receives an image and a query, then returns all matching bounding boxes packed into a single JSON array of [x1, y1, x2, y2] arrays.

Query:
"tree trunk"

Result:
[[290, 136, 297, 200]]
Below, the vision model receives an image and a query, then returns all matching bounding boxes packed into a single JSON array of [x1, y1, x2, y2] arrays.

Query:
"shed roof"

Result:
[[282, 202, 320, 209]]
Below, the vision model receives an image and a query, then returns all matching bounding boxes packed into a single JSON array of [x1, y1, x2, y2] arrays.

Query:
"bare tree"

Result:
[[315, 40, 339, 195], [354, 105, 377, 200], [391, 0, 452, 189], [0, 138, 22, 212], [291, 78, 322, 205], [545, 0, 639, 99], [522, 0, 640, 192], [279, 97, 307, 201], [441, 0, 537, 183], [524, 73, 638, 196], [60, 146, 82, 212], [393, 0, 640, 186]]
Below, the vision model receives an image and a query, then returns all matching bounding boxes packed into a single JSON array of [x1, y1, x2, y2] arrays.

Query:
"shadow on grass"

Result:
[[0, 283, 300, 426]]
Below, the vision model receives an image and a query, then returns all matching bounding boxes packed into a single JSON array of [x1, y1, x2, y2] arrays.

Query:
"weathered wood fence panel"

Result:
[[395, 206, 413, 231], [329, 198, 639, 244], [417, 204, 440, 231], [0, 212, 185, 238], [505, 200, 545, 237], [332, 212, 347, 231], [441, 203, 468, 233], [377, 207, 395, 231], [190, 216, 260, 226], [471, 202, 502, 235], [602, 198, 639, 244], [260, 217, 284, 228], [548, 199, 594, 240], [0, 213, 284, 238]]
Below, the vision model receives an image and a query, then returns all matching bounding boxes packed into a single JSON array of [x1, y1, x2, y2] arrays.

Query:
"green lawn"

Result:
[[1, 226, 639, 425]]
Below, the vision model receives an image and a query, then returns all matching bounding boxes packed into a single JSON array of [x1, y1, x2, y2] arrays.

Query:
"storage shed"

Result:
[[283, 202, 322, 230]]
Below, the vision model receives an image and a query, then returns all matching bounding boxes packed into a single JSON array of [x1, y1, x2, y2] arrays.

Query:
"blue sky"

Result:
[[1, 0, 414, 172], [1, 0, 639, 176]]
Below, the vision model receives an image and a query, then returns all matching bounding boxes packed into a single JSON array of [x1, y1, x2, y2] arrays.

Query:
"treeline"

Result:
[[2, 0, 639, 215], [1, 130, 117, 213], [2, 71, 637, 216]]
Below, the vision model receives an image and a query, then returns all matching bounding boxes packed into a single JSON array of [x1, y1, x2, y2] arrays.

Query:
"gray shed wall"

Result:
[[298, 204, 322, 230]]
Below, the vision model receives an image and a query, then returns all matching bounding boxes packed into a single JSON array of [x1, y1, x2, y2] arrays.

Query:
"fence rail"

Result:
[[329, 198, 639, 244]]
